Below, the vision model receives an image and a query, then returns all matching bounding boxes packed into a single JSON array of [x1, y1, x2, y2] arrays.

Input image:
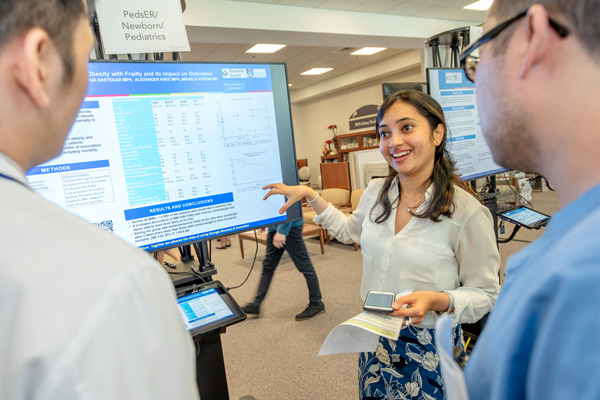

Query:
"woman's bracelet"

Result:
[[435, 291, 454, 316], [307, 192, 319, 204]]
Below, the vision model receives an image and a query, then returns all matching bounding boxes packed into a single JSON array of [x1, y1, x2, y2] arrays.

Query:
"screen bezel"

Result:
[[497, 205, 550, 229], [176, 280, 246, 337], [426, 67, 509, 181]]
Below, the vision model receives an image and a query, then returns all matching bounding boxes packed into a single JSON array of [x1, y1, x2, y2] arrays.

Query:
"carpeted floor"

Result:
[[176, 189, 559, 400]]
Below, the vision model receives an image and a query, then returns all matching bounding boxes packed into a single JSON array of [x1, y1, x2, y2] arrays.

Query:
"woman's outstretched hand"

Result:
[[263, 183, 312, 214]]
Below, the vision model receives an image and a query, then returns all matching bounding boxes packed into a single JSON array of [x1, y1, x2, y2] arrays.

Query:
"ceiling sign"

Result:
[[96, 0, 190, 54], [349, 105, 378, 131]]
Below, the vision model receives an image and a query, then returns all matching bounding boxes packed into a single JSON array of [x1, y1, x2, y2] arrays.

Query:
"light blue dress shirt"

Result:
[[465, 185, 600, 399], [268, 219, 303, 236]]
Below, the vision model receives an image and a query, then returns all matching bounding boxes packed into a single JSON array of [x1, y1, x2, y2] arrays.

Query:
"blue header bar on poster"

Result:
[[86, 62, 273, 96]]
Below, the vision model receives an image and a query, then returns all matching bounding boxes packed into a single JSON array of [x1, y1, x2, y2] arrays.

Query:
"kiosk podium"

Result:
[[166, 241, 246, 400]]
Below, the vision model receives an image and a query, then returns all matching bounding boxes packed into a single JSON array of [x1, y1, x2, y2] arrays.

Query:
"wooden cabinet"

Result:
[[321, 130, 379, 163]]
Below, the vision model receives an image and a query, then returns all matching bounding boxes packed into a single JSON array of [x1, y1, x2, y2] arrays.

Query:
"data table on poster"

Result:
[[114, 95, 215, 206]]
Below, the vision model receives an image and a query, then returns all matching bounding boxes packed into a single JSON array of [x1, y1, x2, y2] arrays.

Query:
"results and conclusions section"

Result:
[[26, 62, 287, 250], [428, 69, 506, 180]]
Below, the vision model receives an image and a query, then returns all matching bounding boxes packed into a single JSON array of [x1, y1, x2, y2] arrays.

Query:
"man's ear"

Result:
[[519, 5, 553, 79], [11, 28, 52, 108]]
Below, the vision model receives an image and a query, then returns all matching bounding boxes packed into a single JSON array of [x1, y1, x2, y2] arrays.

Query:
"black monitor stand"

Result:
[[194, 328, 230, 399], [463, 177, 499, 341], [178, 241, 215, 272], [169, 240, 235, 400], [471, 176, 500, 240]]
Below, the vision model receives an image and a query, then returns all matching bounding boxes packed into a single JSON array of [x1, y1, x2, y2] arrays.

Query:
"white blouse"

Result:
[[314, 178, 501, 328]]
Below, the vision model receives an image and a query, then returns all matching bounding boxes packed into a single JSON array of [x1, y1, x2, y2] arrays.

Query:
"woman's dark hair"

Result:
[[371, 89, 474, 224]]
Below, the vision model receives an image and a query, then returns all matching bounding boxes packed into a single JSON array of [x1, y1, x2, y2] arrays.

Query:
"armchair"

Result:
[[304, 188, 366, 250]]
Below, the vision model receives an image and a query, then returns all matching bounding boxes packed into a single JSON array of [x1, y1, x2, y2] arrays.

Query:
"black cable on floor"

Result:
[[227, 229, 260, 291]]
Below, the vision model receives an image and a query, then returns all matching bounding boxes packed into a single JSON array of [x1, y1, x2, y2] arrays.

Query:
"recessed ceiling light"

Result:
[[288, 83, 293, 87], [464, 0, 493, 11], [301, 68, 333, 75], [351, 47, 386, 56], [246, 44, 286, 54]]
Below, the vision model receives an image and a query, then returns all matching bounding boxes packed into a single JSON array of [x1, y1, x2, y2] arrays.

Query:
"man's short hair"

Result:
[[0, 0, 90, 83], [489, 0, 600, 61]]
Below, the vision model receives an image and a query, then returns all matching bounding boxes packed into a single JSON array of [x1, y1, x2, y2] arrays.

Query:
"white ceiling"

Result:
[[181, 0, 487, 97], [187, 42, 409, 90]]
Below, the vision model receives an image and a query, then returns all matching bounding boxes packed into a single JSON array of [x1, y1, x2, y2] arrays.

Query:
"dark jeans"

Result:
[[250, 225, 322, 307]]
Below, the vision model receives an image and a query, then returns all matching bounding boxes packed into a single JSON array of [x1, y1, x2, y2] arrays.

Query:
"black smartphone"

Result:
[[363, 291, 395, 313]]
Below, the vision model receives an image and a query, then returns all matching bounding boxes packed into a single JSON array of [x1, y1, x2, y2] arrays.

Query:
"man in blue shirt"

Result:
[[458, 0, 600, 398], [242, 219, 325, 320]]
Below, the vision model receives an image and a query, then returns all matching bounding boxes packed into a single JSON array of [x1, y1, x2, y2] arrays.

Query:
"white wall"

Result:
[[290, 67, 422, 187]]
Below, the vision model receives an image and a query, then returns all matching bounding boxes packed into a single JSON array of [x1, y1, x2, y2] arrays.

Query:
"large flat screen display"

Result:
[[427, 68, 508, 181], [26, 61, 301, 251]]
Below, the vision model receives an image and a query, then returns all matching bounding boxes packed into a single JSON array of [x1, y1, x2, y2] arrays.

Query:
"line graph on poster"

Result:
[[216, 94, 275, 146], [230, 154, 279, 192]]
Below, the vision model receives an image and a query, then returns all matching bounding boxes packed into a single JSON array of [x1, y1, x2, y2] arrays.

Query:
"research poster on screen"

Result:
[[26, 62, 289, 250]]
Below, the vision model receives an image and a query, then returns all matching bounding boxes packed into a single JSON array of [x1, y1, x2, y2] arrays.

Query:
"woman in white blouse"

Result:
[[264, 90, 500, 399]]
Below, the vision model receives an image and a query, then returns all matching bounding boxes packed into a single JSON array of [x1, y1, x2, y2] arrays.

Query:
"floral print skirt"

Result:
[[359, 325, 464, 400]]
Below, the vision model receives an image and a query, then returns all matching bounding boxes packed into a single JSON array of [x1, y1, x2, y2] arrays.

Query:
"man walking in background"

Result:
[[243, 219, 325, 320]]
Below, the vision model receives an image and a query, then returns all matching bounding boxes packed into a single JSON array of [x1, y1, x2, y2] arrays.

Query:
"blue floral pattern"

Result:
[[359, 325, 464, 399]]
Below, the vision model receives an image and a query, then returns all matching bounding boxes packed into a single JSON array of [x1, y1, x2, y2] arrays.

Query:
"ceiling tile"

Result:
[[442, 8, 486, 21], [413, 6, 456, 18], [277, 0, 327, 6], [436, 0, 474, 7], [354, 0, 404, 13], [231, 0, 280, 3], [186, 43, 225, 61], [260, 45, 314, 63], [233, 53, 271, 62], [284, 47, 342, 70], [388, 2, 430, 15], [406, 0, 446, 5], [196, 43, 249, 61], [317, 0, 368, 11]]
